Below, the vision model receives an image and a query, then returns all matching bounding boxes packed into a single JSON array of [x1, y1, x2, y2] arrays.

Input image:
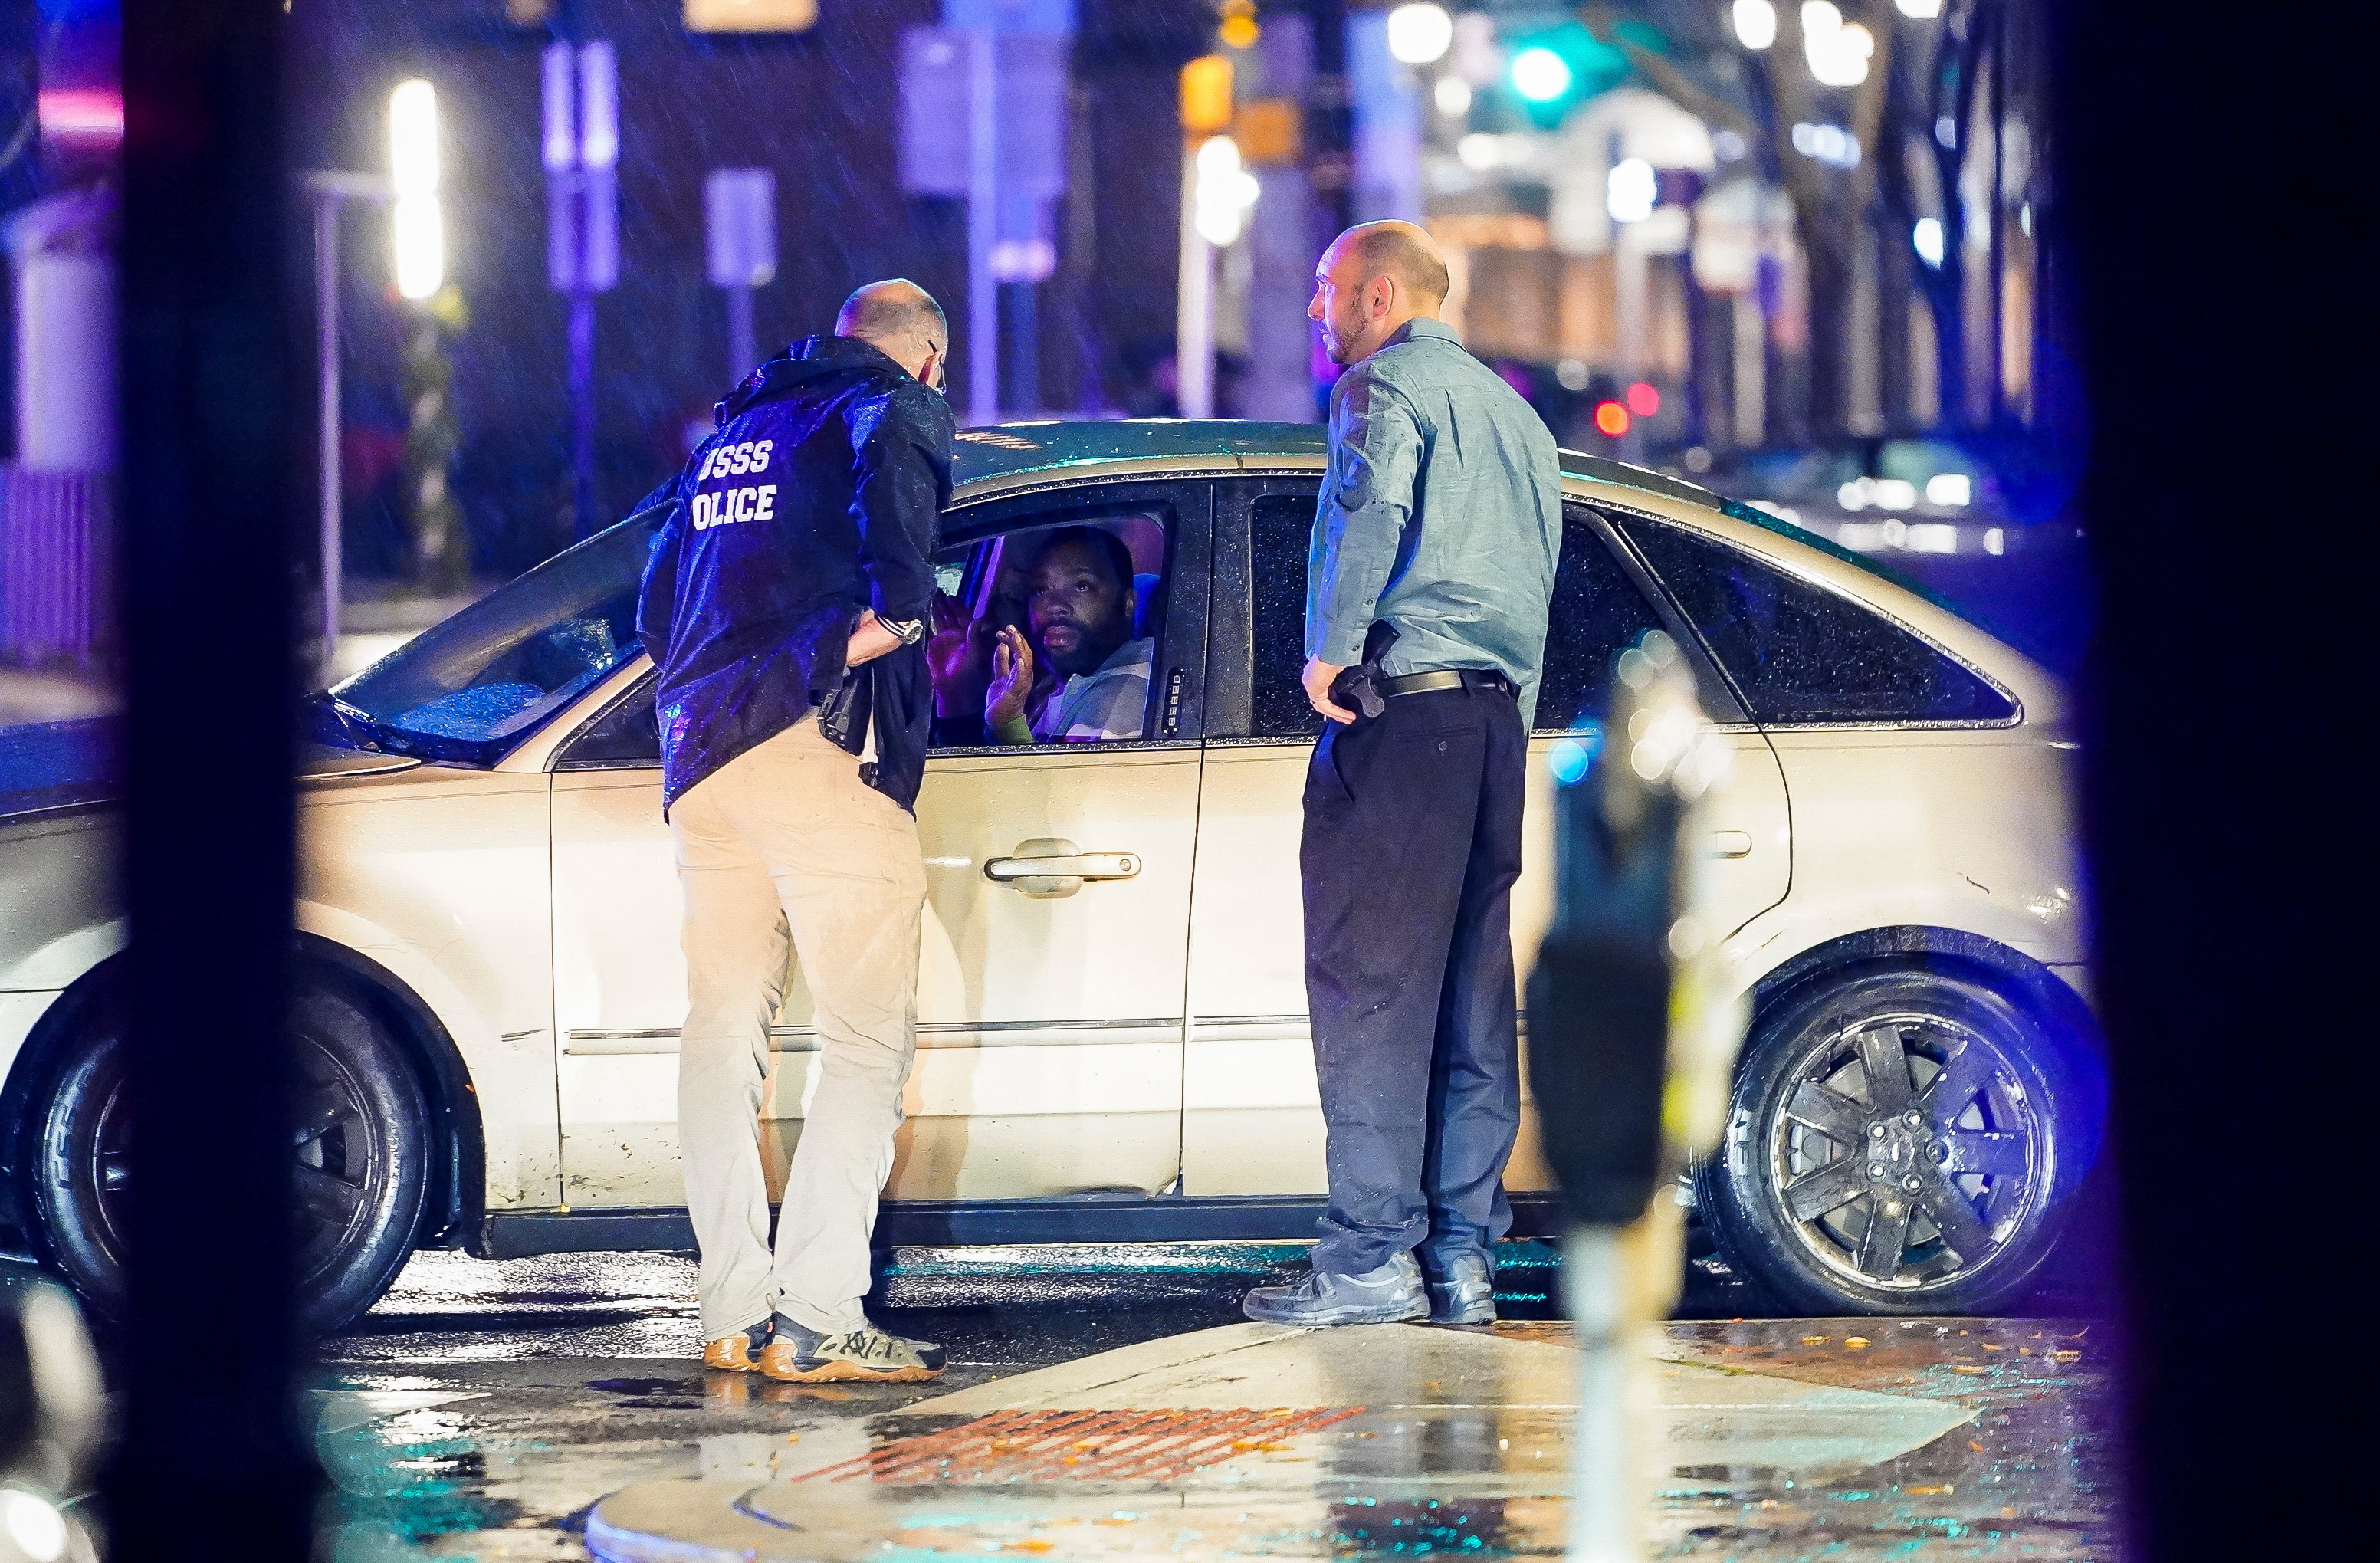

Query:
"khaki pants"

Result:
[[670, 714, 925, 1339]]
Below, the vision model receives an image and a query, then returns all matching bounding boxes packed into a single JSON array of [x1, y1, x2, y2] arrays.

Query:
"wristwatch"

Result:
[[879, 617, 926, 645]]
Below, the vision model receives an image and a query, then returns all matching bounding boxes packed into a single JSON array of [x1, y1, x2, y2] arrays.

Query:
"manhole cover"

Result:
[[797, 1406, 1364, 1483]]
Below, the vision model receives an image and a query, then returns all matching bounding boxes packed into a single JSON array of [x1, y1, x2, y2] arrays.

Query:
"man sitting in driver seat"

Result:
[[984, 526, 1154, 744]]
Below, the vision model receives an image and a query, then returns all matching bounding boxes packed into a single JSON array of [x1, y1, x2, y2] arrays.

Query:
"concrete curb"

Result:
[[586, 1479, 803, 1563]]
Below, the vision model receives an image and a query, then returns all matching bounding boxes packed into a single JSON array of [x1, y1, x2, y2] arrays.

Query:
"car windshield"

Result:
[[327, 510, 660, 764]]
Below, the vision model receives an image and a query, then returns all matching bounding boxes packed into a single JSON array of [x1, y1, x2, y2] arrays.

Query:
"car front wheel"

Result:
[[1696, 963, 2097, 1315], [28, 980, 432, 1337]]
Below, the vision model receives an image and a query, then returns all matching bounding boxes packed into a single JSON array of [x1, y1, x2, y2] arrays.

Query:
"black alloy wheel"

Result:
[[28, 981, 432, 1337], [1696, 964, 2095, 1315]]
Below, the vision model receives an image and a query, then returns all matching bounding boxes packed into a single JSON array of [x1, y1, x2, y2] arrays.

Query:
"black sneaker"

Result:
[[1243, 1251, 1428, 1326], [1426, 1252, 1497, 1325]]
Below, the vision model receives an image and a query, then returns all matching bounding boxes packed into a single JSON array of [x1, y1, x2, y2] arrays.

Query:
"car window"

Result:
[[1247, 495, 1673, 737], [563, 679, 661, 767], [1248, 494, 1321, 739], [1619, 518, 2019, 725], [330, 511, 655, 765], [929, 507, 1171, 749], [1532, 507, 1674, 732]]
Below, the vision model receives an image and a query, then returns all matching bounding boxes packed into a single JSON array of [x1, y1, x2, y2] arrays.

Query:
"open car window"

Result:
[[556, 501, 1180, 770], [329, 512, 657, 765], [927, 509, 1171, 750]]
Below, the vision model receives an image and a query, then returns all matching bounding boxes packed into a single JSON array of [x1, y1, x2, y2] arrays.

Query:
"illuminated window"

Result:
[[684, 0, 818, 34]]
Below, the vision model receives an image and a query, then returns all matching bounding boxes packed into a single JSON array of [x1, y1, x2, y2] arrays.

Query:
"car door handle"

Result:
[[983, 837, 1141, 897], [986, 852, 1141, 880], [1709, 830, 1755, 859]]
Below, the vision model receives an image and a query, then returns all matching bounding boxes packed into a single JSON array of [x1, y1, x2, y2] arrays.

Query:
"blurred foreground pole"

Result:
[[1528, 635, 1744, 1562], [2058, 3, 2354, 1560], [106, 0, 317, 1557]]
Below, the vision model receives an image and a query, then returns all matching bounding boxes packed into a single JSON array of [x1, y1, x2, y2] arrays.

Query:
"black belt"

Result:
[[1380, 668, 1517, 698]]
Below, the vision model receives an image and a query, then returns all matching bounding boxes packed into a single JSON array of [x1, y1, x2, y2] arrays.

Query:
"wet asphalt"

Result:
[[297, 1243, 2116, 1561]]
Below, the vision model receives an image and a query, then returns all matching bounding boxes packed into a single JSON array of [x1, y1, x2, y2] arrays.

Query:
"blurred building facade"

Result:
[[1183, 0, 2058, 471], [0, 0, 2068, 626]]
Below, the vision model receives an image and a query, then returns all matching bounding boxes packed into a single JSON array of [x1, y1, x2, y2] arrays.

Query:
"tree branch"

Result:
[[1577, 4, 1760, 141]]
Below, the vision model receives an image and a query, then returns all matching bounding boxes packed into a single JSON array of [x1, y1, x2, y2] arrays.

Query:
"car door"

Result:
[[1180, 479, 1791, 1199], [546, 479, 1210, 1209]]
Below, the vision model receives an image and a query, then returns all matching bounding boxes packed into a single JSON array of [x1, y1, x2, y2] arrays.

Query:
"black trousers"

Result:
[[1301, 677, 1527, 1276]]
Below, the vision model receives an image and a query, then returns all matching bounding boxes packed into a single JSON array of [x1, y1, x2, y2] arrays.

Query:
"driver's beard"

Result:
[[1042, 616, 1128, 678]]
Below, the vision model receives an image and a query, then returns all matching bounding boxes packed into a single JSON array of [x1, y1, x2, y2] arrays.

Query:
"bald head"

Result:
[[1310, 221, 1451, 366], [1331, 221, 1451, 308], [835, 279, 950, 388]]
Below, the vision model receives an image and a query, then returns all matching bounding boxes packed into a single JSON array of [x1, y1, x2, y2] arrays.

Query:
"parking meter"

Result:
[[1525, 630, 1745, 1562]]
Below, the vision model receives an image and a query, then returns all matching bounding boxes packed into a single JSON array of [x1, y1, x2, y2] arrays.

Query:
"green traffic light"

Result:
[[1510, 45, 1573, 103]]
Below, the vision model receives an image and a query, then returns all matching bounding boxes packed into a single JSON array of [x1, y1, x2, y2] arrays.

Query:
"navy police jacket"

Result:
[[636, 333, 953, 816]]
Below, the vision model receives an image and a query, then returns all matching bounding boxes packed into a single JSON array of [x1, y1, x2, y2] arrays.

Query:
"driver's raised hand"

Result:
[[984, 625, 1036, 731]]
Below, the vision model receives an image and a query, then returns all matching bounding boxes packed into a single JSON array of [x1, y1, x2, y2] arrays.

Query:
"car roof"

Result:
[[953, 418, 1729, 514], [953, 416, 1933, 613]]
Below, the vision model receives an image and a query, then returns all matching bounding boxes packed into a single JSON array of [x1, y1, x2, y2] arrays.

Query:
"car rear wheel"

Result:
[[1696, 963, 2096, 1315], [28, 981, 432, 1337]]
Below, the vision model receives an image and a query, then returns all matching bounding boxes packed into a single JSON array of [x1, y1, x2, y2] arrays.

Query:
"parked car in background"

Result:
[[0, 420, 2099, 1329]]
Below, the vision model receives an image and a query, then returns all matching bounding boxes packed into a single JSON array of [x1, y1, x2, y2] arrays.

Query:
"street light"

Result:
[[388, 80, 442, 300], [1385, 3, 1454, 67], [1731, 0, 1777, 51], [1192, 134, 1259, 248], [1606, 157, 1656, 224], [1801, 2, 1874, 87]]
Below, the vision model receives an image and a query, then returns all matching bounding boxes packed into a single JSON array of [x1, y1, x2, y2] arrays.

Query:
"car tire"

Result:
[[1696, 961, 2099, 1316], [27, 980, 432, 1338]]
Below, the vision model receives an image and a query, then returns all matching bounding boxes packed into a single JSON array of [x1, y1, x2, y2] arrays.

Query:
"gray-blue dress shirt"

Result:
[[1305, 317, 1564, 726]]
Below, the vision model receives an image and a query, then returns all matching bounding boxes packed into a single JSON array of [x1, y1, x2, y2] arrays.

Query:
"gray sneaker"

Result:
[[1243, 1251, 1427, 1326], [761, 1315, 946, 1383], [1426, 1252, 1497, 1325]]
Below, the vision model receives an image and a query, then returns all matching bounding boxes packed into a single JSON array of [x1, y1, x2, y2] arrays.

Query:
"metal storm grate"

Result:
[[796, 1407, 1365, 1484]]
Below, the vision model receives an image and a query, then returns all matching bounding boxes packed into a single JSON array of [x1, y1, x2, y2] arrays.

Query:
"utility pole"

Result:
[[1311, 0, 1354, 237], [966, 26, 999, 425], [543, 37, 618, 542], [300, 171, 390, 671]]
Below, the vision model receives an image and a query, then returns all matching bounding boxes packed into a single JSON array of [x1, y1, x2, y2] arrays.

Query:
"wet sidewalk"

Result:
[[584, 1317, 2105, 1562]]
